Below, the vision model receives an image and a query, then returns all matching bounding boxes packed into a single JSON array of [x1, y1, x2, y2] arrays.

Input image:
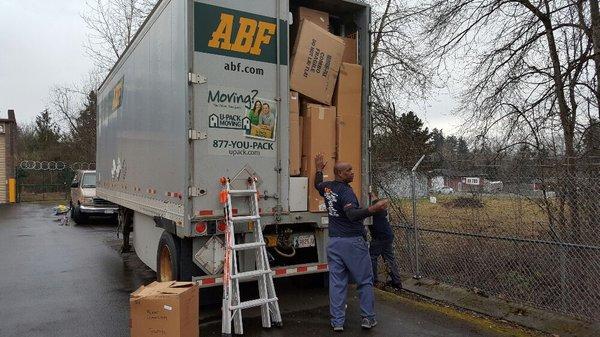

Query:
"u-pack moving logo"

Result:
[[194, 2, 288, 65]]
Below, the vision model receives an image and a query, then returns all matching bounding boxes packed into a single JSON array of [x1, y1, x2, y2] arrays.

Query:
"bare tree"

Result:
[[48, 71, 101, 133], [368, 0, 434, 171], [369, 0, 433, 120], [419, 0, 600, 240], [420, 0, 597, 155], [82, 0, 156, 72]]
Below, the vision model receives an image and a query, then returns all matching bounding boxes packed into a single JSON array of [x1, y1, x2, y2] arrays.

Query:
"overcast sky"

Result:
[[0, 0, 93, 122], [0, 0, 461, 134]]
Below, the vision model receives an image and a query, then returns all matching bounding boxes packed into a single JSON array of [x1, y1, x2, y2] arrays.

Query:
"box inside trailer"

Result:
[[288, 1, 365, 213]]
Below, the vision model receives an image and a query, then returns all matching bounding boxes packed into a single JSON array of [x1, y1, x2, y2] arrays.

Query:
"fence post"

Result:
[[549, 224, 568, 312], [412, 155, 425, 279]]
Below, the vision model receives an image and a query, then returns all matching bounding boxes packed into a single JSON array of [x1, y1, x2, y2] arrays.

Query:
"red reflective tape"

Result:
[[198, 210, 213, 216], [203, 278, 216, 285], [232, 208, 238, 215], [317, 264, 328, 270], [297, 266, 308, 273], [275, 269, 287, 276]]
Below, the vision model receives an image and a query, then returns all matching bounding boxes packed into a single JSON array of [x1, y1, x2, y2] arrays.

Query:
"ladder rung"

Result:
[[232, 269, 272, 280], [228, 189, 257, 196], [230, 297, 278, 311], [232, 242, 265, 251], [231, 215, 260, 222]]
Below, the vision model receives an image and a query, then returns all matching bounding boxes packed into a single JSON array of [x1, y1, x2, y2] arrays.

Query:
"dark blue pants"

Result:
[[369, 238, 401, 285], [327, 236, 375, 327]]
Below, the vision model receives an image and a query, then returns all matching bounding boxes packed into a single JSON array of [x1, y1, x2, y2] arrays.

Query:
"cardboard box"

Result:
[[289, 91, 300, 115], [299, 116, 304, 159], [291, 7, 330, 43], [302, 104, 336, 159], [301, 104, 336, 212], [334, 63, 363, 118], [298, 7, 329, 30], [334, 63, 363, 196], [289, 177, 308, 211], [336, 116, 361, 196], [341, 36, 358, 64], [130, 282, 199, 337], [301, 155, 334, 212], [290, 20, 345, 105]]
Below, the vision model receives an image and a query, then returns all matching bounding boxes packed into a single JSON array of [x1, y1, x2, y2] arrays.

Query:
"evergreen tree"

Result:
[[457, 137, 469, 156], [583, 118, 600, 159], [31, 109, 62, 160], [35, 109, 60, 145], [372, 111, 432, 167], [68, 91, 97, 162]]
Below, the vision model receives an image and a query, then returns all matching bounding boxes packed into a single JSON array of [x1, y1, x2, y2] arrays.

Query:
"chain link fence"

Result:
[[374, 156, 600, 322]]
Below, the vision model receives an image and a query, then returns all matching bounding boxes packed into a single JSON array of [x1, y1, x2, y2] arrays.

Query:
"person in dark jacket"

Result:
[[368, 194, 402, 290], [314, 153, 388, 332]]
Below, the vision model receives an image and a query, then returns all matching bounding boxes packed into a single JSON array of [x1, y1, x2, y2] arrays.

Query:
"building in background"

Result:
[[0, 110, 17, 203]]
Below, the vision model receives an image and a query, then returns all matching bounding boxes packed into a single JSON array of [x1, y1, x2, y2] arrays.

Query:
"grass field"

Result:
[[389, 194, 552, 237]]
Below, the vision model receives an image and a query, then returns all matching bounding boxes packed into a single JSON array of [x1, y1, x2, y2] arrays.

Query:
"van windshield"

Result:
[[81, 173, 97, 188]]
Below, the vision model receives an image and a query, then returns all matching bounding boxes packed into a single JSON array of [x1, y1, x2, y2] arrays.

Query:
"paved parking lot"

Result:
[[0, 202, 545, 337]]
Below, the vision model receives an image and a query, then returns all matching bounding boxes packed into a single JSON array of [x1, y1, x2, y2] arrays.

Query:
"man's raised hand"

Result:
[[315, 153, 327, 172]]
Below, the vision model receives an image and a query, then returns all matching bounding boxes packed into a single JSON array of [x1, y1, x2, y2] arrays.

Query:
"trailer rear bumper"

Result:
[[193, 262, 329, 288]]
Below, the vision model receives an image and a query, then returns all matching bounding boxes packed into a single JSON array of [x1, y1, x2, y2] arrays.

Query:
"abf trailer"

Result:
[[97, 0, 371, 285]]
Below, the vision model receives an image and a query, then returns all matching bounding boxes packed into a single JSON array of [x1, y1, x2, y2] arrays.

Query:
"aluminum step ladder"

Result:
[[220, 176, 282, 336]]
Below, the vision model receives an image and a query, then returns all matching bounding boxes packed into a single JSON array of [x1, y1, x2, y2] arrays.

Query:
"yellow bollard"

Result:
[[8, 178, 16, 203]]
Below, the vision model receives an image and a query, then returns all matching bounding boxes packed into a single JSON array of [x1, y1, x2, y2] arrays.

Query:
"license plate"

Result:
[[297, 235, 315, 248]]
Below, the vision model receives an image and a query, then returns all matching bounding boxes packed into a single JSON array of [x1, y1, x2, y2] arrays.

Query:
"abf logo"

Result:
[[208, 13, 276, 56]]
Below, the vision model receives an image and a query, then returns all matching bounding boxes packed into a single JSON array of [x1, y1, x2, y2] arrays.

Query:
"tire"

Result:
[[156, 232, 180, 282], [72, 205, 87, 225]]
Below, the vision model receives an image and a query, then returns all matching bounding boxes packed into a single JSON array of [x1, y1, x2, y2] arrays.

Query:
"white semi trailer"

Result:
[[96, 0, 371, 285]]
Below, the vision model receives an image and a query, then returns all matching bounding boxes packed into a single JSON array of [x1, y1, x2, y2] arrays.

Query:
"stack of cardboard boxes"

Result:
[[288, 7, 363, 212]]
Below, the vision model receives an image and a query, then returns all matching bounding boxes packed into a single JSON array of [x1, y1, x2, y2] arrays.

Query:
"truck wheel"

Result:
[[72, 205, 87, 225], [157, 232, 180, 281]]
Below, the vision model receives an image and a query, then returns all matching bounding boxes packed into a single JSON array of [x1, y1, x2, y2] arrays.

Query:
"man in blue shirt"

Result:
[[314, 153, 388, 332], [369, 195, 402, 290]]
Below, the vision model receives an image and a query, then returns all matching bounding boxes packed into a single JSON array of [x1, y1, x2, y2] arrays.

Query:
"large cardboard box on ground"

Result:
[[289, 91, 301, 176], [301, 104, 336, 212], [334, 63, 363, 196], [130, 281, 199, 337], [290, 20, 345, 105]]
